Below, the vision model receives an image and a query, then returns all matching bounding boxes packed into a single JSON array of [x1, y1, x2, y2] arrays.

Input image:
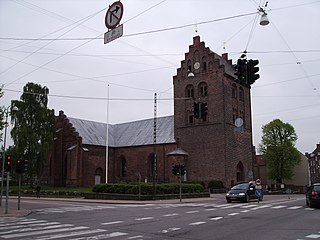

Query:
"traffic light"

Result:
[[200, 102, 207, 120], [235, 59, 247, 83], [180, 164, 186, 175], [16, 159, 24, 174], [172, 164, 186, 176], [24, 159, 29, 172], [5, 154, 12, 172], [247, 59, 260, 85], [192, 102, 200, 119]]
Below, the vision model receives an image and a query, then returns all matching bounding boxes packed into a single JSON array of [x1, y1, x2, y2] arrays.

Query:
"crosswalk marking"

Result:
[[306, 234, 320, 239], [163, 213, 179, 217], [0, 224, 74, 235], [2, 226, 89, 239], [101, 221, 124, 225], [25, 229, 108, 240], [228, 213, 240, 216], [210, 217, 223, 221], [189, 221, 206, 226], [69, 232, 128, 240], [287, 206, 303, 210], [135, 217, 154, 221], [271, 205, 286, 209]]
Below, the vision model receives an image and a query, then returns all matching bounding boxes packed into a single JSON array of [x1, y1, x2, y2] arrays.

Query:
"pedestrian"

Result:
[[35, 184, 41, 198]]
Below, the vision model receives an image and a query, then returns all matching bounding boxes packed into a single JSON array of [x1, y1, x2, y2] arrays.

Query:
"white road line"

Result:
[[222, 204, 243, 209], [0, 224, 74, 235], [305, 234, 320, 239], [160, 227, 181, 233], [101, 221, 124, 225], [271, 205, 286, 209], [305, 208, 315, 211], [0, 220, 47, 227], [69, 231, 127, 240], [210, 217, 223, 221], [241, 210, 251, 213], [163, 213, 179, 217], [240, 205, 258, 209], [186, 210, 199, 214], [189, 221, 206, 226], [205, 208, 216, 211], [251, 204, 272, 210], [2, 226, 89, 239], [228, 213, 240, 216], [3, 222, 61, 230], [28, 229, 108, 240], [127, 235, 144, 239], [135, 217, 154, 221], [287, 206, 303, 210]]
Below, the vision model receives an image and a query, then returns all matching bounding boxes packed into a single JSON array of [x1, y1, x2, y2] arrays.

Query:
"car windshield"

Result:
[[313, 185, 320, 191], [231, 183, 249, 190]]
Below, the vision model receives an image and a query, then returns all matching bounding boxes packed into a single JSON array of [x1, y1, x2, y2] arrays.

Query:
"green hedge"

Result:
[[208, 180, 225, 191], [92, 183, 204, 195]]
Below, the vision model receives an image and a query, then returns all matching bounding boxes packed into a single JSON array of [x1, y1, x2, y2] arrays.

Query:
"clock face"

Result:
[[194, 62, 200, 70]]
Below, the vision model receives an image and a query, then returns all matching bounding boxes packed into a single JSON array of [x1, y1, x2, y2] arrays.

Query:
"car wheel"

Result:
[[227, 198, 232, 203], [244, 194, 250, 203], [259, 195, 263, 201], [306, 199, 309, 206]]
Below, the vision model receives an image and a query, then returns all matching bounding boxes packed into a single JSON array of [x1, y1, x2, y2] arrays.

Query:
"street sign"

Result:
[[255, 189, 262, 197], [104, 24, 123, 44], [105, 1, 124, 29], [255, 178, 261, 185]]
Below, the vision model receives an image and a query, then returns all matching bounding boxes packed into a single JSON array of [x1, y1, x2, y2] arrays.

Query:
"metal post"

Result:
[[1, 107, 9, 207], [105, 84, 109, 183], [179, 164, 182, 203], [18, 174, 21, 210], [5, 172, 9, 214]]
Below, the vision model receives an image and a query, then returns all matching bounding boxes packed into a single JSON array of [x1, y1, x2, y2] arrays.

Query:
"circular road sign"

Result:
[[255, 179, 261, 185], [105, 1, 124, 29]]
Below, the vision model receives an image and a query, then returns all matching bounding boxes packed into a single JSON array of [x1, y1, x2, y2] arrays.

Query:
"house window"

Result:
[[187, 60, 192, 72], [232, 107, 238, 123]]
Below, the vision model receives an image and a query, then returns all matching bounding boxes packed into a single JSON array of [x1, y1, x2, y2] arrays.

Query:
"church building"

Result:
[[46, 36, 255, 188]]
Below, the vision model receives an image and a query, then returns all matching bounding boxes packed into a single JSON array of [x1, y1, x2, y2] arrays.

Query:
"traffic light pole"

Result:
[[5, 172, 9, 214], [179, 165, 182, 203], [0, 106, 9, 207], [18, 174, 21, 210]]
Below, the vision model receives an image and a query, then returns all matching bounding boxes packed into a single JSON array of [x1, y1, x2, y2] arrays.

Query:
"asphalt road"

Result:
[[0, 194, 319, 240]]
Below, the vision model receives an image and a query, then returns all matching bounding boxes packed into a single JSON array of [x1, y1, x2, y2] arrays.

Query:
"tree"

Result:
[[10, 82, 55, 184], [259, 119, 301, 184]]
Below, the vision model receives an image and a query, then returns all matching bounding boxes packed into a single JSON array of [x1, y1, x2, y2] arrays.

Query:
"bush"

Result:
[[208, 180, 224, 191], [92, 182, 204, 195]]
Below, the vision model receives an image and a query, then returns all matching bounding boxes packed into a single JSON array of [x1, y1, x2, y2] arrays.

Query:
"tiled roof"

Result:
[[68, 115, 175, 147]]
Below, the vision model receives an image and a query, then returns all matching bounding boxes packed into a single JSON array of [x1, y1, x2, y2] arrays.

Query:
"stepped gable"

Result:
[[66, 115, 175, 147]]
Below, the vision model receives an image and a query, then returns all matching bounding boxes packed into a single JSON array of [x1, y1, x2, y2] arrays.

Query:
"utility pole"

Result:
[[153, 93, 157, 199]]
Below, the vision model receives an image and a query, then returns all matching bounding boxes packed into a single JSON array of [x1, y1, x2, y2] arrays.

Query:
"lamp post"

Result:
[[0, 106, 11, 208]]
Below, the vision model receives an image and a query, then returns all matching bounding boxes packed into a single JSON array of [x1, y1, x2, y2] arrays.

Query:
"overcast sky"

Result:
[[1, 0, 319, 154]]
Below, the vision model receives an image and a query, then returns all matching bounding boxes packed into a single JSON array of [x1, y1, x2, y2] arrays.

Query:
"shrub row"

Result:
[[92, 182, 204, 195]]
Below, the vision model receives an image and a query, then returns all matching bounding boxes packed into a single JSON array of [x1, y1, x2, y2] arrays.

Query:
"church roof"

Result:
[[68, 115, 175, 147]]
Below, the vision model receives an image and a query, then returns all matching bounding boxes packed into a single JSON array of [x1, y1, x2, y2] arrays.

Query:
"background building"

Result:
[[306, 143, 320, 185]]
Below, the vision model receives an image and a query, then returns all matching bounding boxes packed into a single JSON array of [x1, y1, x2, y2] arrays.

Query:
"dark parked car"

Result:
[[226, 182, 263, 203], [306, 183, 320, 208]]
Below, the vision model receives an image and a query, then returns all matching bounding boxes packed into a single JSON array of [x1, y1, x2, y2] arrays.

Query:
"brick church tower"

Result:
[[173, 36, 254, 187]]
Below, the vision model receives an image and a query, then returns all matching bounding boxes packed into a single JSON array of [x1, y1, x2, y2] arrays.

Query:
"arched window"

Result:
[[236, 162, 245, 182], [198, 82, 208, 97], [202, 56, 207, 72], [239, 87, 244, 101], [187, 60, 192, 72], [232, 83, 237, 99], [208, 61, 213, 71], [185, 85, 194, 98], [119, 155, 127, 177]]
